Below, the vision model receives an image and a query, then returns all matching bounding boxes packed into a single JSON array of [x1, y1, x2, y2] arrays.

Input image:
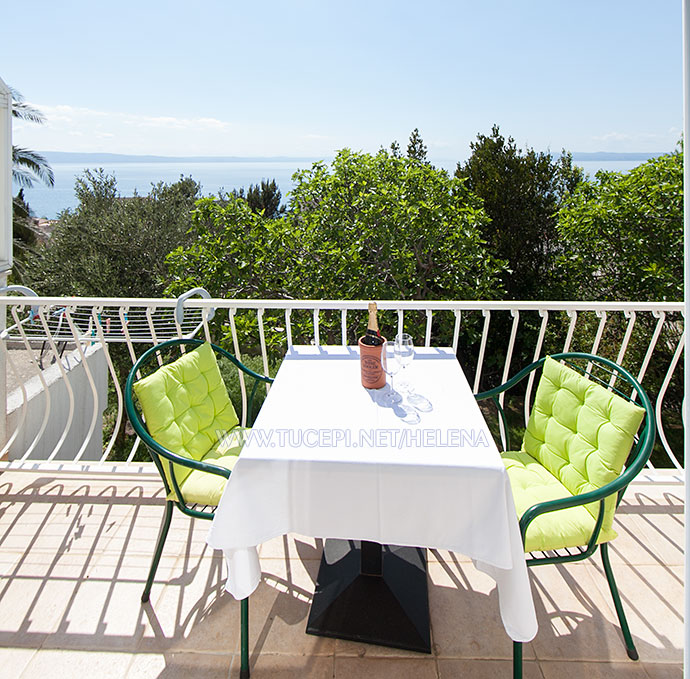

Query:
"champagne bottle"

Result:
[[362, 302, 383, 346]]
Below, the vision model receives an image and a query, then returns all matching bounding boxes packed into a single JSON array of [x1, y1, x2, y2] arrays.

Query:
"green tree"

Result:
[[10, 88, 54, 281], [10, 87, 54, 188], [166, 148, 505, 354], [232, 179, 286, 218], [557, 150, 682, 301], [456, 124, 583, 300], [168, 148, 503, 302], [11, 189, 38, 282], [23, 171, 201, 297], [287, 148, 502, 301], [406, 127, 428, 162]]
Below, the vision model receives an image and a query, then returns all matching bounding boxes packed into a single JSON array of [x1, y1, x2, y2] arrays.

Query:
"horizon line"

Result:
[[39, 150, 672, 163]]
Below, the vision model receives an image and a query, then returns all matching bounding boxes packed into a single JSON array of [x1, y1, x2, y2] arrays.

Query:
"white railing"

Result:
[[0, 295, 684, 475]]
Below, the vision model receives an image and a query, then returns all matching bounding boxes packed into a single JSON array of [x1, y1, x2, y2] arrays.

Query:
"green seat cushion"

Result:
[[167, 427, 249, 506], [132, 342, 240, 491], [502, 450, 618, 552], [522, 357, 645, 533]]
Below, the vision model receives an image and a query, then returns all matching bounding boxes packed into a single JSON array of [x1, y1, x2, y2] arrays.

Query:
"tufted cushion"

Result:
[[133, 342, 240, 493], [519, 356, 645, 537], [167, 427, 249, 505], [503, 450, 618, 552]]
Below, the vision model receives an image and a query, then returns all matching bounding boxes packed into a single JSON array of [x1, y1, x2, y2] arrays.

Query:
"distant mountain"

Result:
[[42, 151, 321, 164], [571, 151, 667, 161], [41, 150, 671, 166]]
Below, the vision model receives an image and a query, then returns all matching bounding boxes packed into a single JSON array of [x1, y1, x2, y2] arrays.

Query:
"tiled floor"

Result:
[[0, 470, 683, 678]]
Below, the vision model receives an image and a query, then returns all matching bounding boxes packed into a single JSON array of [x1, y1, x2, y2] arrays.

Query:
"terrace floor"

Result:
[[0, 469, 683, 679]]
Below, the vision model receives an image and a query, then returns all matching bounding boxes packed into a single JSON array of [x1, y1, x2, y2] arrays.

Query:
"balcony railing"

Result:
[[0, 295, 684, 474]]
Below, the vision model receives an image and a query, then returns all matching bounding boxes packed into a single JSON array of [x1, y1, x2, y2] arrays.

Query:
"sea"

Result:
[[19, 158, 646, 221]]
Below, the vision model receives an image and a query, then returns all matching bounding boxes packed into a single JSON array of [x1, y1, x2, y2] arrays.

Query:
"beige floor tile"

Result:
[[3, 547, 101, 579], [426, 548, 472, 564], [105, 512, 215, 561], [86, 550, 181, 583], [642, 663, 683, 679], [236, 654, 334, 679], [127, 651, 233, 679], [18, 649, 134, 679], [258, 533, 324, 561], [247, 558, 334, 658], [41, 578, 148, 651], [426, 559, 535, 660], [607, 515, 668, 568], [611, 495, 684, 568], [335, 656, 436, 679], [438, 658, 543, 678], [0, 648, 37, 679], [586, 563, 683, 664], [528, 562, 639, 663], [138, 552, 239, 654], [539, 659, 648, 678], [334, 638, 431, 659], [0, 550, 31, 576], [0, 471, 681, 679], [0, 571, 82, 647]]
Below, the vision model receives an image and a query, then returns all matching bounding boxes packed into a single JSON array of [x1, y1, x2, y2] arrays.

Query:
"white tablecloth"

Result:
[[208, 345, 537, 642]]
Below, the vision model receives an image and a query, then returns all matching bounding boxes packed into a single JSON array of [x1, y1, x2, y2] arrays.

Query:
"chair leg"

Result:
[[240, 596, 250, 679], [600, 542, 638, 660], [513, 640, 522, 679], [141, 501, 174, 604]]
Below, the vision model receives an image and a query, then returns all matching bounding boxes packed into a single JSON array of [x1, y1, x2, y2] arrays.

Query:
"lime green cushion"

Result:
[[503, 450, 618, 552], [509, 357, 645, 549], [133, 342, 240, 492], [167, 427, 249, 505], [520, 356, 645, 536]]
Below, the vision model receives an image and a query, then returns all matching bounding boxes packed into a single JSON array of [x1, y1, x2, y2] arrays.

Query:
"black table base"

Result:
[[306, 539, 431, 653]]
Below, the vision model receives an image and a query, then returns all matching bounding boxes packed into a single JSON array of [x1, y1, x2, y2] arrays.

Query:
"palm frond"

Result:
[[9, 87, 46, 124], [12, 146, 55, 187]]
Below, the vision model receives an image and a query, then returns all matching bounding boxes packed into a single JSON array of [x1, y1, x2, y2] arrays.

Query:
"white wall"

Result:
[[6, 344, 109, 462], [0, 76, 12, 273]]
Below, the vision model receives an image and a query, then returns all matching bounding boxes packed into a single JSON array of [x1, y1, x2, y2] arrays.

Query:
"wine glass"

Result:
[[380, 341, 403, 405], [394, 333, 414, 393], [395, 334, 432, 411]]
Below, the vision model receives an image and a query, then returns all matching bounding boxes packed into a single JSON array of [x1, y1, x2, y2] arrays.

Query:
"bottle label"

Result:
[[361, 355, 382, 382]]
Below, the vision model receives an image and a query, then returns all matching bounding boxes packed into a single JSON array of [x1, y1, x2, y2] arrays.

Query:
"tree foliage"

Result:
[[9, 87, 54, 282], [456, 124, 583, 300], [557, 150, 682, 301], [406, 128, 428, 162], [232, 179, 286, 219], [11, 189, 40, 282], [166, 148, 506, 354], [167, 148, 505, 303], [23, 171, 201, 297], [10, 87, 54, 188]]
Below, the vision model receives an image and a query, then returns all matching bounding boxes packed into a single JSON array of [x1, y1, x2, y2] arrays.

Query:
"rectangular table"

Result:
[[208, 345, 537, 647]]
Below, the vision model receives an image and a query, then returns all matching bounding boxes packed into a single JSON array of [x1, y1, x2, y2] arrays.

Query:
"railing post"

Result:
[[682, 0, 690, 673], [0, 272, 7, 455], [0, 79, 12, 455]]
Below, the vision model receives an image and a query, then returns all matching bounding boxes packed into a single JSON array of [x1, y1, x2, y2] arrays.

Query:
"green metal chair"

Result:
[[125, 338, 273, 679], [475, 352, 655, 679]]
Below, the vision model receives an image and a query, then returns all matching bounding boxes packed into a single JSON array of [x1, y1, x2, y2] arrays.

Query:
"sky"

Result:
[[0, 0, 682, 163]]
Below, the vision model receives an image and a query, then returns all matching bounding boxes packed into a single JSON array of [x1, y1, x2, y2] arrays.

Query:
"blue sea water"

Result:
[[18, 158, 644, 220], [20, 160, 314, 219]]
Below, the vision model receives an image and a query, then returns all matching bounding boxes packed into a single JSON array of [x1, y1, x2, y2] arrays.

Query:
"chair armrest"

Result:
[[475, 359, 544, 401], [519, 486, 609, 539], [518, 416, 654, 540], [139, 428, 232, 479], [213, 342, 274, 384]]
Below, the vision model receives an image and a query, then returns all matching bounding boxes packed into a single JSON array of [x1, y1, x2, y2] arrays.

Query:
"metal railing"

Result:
[[0, 295, 683, 474]]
